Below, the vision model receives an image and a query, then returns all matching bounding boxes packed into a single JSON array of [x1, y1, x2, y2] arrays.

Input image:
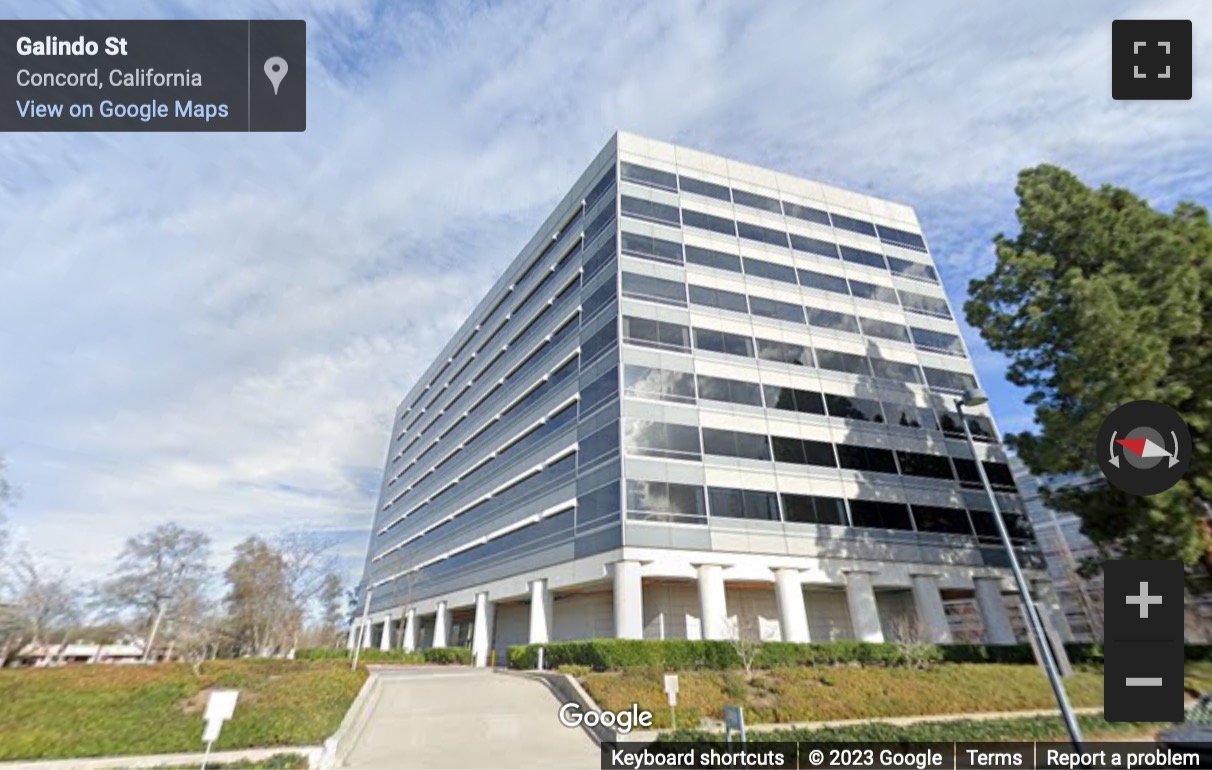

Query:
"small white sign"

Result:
[[663, 674, 679, 706], [723, 704, 744, 731], [202, 689, 239, 744]]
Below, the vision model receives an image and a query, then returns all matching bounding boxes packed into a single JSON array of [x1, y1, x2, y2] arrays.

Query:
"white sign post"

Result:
[[724, 704, 746, 747], [663, 674, 679, 730], [200, 690, 239, 770]]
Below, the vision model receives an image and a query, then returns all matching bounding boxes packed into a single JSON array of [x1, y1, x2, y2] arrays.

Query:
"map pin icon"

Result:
[[264, 57, 288, 95]]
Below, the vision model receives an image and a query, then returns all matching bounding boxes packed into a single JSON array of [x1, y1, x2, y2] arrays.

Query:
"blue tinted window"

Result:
[[624, 365, 695, 403], [830, 213, 878, 237], [732, 189, 783, 214], [621, 273, 687, 307], [584, 169, 615, 210], [621, 196, 680, 227], [682, 209, 736, 236], [887, 257, 939, 283], [737, 221, 789, 248], [790, 234, 839, 258], [627, 480, 707, 525], [898, 290, 951, 318], [877, 225, 927, 251], [798, 270, 850, 295], [815, 349, 871, 376], [755, 338, 812, 366], [749, 296, 804, 324], [911, 328, 965, 356], [624, 419, 702, 460], [679, 176, 732, 202], [702, 429, 771, 461], [783, 202, 830, 226], [685, 245, 741, 273], [848, 280, 899, 305], [708, 487, 780, 520], [860, 317, 911, 343], [621, 232, 683, 265], [620, 161, 677, 192], [840, 246, 887, 270], [697, 375, 763, 407], [807, 308, 860, 334], [688, 285, 749, 314], [743, 257, 797, 284], [694, 327, 754, 358]]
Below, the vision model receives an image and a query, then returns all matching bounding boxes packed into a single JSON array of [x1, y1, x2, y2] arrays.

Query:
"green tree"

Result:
[[223, 536, 298, 656], [966, 164, 1212, 568]]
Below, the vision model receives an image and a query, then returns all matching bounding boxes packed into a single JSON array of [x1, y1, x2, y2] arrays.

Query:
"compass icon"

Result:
[[1097, 400, 1191, 496]]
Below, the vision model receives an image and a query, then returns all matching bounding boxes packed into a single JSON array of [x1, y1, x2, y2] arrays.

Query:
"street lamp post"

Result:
[[955, 388, 1085, 748]]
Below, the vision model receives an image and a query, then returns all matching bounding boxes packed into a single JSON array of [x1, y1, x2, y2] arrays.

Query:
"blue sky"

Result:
[[1, 0, 1211, 589]]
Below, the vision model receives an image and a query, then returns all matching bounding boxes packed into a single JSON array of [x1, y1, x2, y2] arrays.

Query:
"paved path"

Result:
[[343, 668, 598, 770]]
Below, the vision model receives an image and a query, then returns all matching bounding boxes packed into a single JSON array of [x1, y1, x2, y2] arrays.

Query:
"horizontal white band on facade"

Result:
[[371, 443, 579, 562], [370, 497, 577, 589], [384, 305, 581, 487], [378, 389, 582, 529]]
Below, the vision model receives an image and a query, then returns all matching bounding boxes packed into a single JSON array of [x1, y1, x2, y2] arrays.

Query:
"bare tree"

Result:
[[224, 536, 297, 657], [4, 549, 80, 653], [725, 615, 766, 680], [96, 523, 212, 661], [886, 613, 935, 669], [318, 572, 345, 648]]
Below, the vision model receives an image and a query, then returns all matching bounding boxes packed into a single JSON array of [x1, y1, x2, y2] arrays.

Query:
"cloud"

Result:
[[2, 0, 1211, 589]]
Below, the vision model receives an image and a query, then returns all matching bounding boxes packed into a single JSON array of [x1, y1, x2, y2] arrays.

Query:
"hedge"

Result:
[[655, 713, 1160, 743], [506, 639, 1138, 671], [294, 647, 472, 665]]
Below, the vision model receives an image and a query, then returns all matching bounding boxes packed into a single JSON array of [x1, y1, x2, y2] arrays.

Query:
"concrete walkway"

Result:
[[342, 668, 598, 770]]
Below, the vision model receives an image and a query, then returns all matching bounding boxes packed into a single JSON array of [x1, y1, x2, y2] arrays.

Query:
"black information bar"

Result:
[[602, 742, 1212, 770], [0, 20, 305, 131]]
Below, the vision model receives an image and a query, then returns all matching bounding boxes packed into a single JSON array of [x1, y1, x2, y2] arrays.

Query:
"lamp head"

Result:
[[960, 388, 989, 407]]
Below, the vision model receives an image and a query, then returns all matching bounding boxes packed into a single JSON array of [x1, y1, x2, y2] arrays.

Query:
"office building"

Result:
[[352, 132, 1061, 665]]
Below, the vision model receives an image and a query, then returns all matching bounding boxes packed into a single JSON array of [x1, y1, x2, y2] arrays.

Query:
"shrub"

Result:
[[422, 647, 473, 665]]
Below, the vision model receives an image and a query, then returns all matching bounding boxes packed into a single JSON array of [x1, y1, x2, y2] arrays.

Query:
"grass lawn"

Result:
[[580, 663, 1110, 729], [0, 660, 368, 761]]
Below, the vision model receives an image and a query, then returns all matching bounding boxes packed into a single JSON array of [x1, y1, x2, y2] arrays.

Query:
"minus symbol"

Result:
[[1125, 677, 1163, 687]]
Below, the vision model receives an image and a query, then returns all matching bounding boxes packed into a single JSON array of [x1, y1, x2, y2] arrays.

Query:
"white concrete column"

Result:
[[910, 574, 952, 644], [433, 600, 451, 648], [1033, 579, 1074, 643], [346, 623, 357, 650], [697, 564, 729, 641], [844, 570, 884, 642], [360, 619, 373, 649], [974, 577, 1016, 644], [774, 569, 810, 643], [612, 560, 644, 639], [379, 616, 393, 651], [471, 592, 496, 667], [528, 579, 553, 645], [401, 608, 418, 652]]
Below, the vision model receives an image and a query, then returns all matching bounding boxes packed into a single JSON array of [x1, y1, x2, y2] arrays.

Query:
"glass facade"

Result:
[[358, 134, 1038, 618]]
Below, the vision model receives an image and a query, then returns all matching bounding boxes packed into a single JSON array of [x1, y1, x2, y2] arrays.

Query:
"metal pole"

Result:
[[351, 587, 374, 672], [200, 739, 213, 770], [957, 400, 1084, 748]]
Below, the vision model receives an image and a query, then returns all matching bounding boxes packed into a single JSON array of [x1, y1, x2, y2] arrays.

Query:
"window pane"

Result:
[[830, 213, 878, 237], [983, 461, 1018, 490], [799, 270, 849, 295], [836, 444, 898, 474], [582, 234, 618, 282], [679, 176, 732, 202], [732, 189, 783, 214], [698, 375, 762, 406], [624, 316, 689, 352], [922, 367, 977, 393], [622, 273, 687, 306], [794, 389, 827, 415], [584, 208, 617, 245], [735, 431, 772, 460], [967, 415, 998, 443], [737, 221, 790, 248], [782, 494, 847, 525], [825, 394, 884, 422], [627, 480, 707, 524], [898, 290, 951, 318], [807, 308, 860, 334], [911, 327, 965, 356], [685, 245, 742, 273], [722, 330, 755, 357], [884, 402, 936, 430], [621, 196, 681, 227], [689, 285, 748, 314], [815, 349, 870, 376], [621, 232, 684, 265], [877, 225, 928, 251], [784, 202, 831, 226], [581, 320, 617, 363], [849, 280, 900, 304], [743, 257, 797, 284], [624, 419, 702, 459], [582, 366, 619, 413], [756, 338, 813, 366], [860, 317, 912, 343], [848, 499, 913, 530], [912, 505, 972, 535], [840, 245, 887, 270], [657, 320, 691, 350], [772, 435, 807, 464], [682, 209, 736, 236], [620, 161, 678, 191], [708, 487, 744, 519], [888, 257, 939, 283], [871, 357, 923, 384], [584, 169, 616, 210], [895, 450, 955, 479], [743, 489, 781, 520], [583, 277, 617, 319], [703, 428, 769, 461], [624, 365, 696, 403], [789, 234, 839, 259], [749, 296, 805, 324]]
